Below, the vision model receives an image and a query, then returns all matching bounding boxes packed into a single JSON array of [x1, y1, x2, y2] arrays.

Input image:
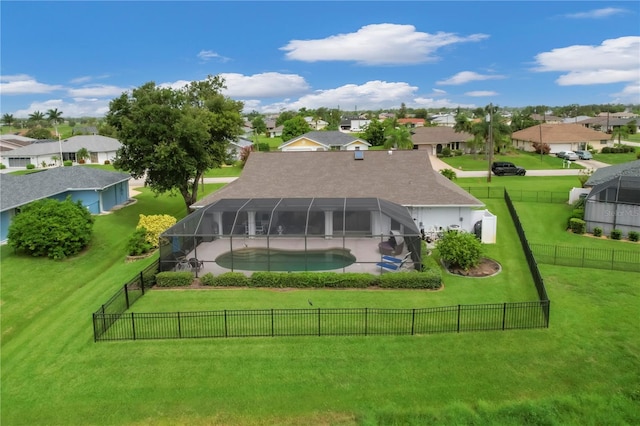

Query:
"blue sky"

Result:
[[1, 1, 639, 118]]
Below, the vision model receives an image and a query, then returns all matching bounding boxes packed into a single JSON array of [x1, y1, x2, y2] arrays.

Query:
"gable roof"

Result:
[[0, 166, 130, 212], [192, 150, 483, 209], [585, 160, 640, 187], [411, 126, 474, 144], [279, 131, 370, 150], [0, 135, 121, 157], [511, 123, 611, 144]]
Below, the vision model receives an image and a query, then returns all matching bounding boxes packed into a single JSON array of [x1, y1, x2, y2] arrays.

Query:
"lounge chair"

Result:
[[378, 230, 405, 255], [376, 257, 410, 273], [381, 252, 412, 264]]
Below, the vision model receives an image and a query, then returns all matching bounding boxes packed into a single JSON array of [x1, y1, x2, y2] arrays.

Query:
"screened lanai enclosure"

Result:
[[584, 176, 640, 235], [160, 198, 422, 275]]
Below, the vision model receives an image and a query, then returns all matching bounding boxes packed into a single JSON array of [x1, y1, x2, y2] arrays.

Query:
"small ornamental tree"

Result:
[[136, 214, 177, 248], [436, 230, 483, 271], [8, 197, 94, 259]]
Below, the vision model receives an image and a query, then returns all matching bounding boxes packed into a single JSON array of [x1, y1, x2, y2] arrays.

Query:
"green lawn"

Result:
[[2, 178, 639, 425], [441, 151, 583, 171], [456, 175, 580, 193], [592, 151, 638, 165]]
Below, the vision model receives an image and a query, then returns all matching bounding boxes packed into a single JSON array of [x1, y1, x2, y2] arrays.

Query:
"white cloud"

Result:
[[437, 71, 506, 85], [413, 97, 475, 109], [0, 74, 64, 95], [564, 8, 626, 19], [611, 81, 640, 104], [465, 91, 498, 97], [197, 50, 230, 62], [13, 98, 110, 118], [69, 74, 111, 84], [280, 23, 488, 65], [67, 85, 129, 98], [432, 88, 447, 95], [220, 73, 310, 98]]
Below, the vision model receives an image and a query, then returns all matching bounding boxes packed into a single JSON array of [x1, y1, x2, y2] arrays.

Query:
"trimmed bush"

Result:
[[137, 214, 177, 248], [8, 197, 94, 260], [593, 227, 603, 237], [200, 272, 216, 286], [155, 271, 193, 287], [610, 229, 622, 240], [441, 147, 452, 157], [255, 142, 270, 152], [211, 272, 249, 287], [0, 163, 6, 169], [436, 230, 483, 271], [378, 270, 441, 289], [569, 218, 586, 234], [26, 163, 35, 170], [104, 160, 111, 165], [567, 209, 584, 227], [628, 231, 639, 242], [63, 160, 73, 167], [127, 227, 153, 256]]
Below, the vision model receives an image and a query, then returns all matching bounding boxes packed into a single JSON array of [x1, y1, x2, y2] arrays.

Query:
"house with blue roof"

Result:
[[0, 167, 131, 242]]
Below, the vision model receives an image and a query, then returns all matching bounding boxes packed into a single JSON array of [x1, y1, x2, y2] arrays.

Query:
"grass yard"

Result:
[[592, 151, 638, 165], [440, 151, 583, 171], [2, 178, 639, 425], [457, 175, 580, 193]]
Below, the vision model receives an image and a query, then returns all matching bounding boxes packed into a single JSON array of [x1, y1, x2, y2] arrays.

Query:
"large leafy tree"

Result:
[[280, 115, 310, 142], [510, 111, 538, 132], [251, 115, 267, 137], [46, 108, 64, 138], [361, 117, 386, 146], [106, 75, 244, 214]]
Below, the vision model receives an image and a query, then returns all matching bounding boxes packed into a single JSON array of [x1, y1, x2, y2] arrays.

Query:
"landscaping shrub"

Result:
[[532, 141, 551, 155], [628, 231, 639, 242], [378, 270, 441, 289], [104, 159, 111, 165], [601, 145, 635, 154], [8, 197, 94, 259], [569, 218, 586, 234], [200, 272, 216, 286], [0, 163, 5, 169], [436, 230, 483, 271], [246, 270, 439, 289], [255, 142, 270, 152], [441, 147, 452, 157], [593, 227, 603, 237], [453, 149, 463, 156], [440, 168, 457, 180], [567, 209, 584, 227], [210, 272, 249, 287], [137, 214, 177, 248], [610, 229, 622, 240], [155, 271, 193, 287], [127, 227, 153, 256], [63, 160, 73, 167], [26, 163, 35, 169]]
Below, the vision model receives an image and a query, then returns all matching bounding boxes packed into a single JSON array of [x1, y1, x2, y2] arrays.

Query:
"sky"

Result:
[[1, 1, 639, 118]]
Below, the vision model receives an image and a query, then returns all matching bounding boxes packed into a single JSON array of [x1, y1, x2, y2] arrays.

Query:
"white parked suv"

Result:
[[560, 151, 579, 161]]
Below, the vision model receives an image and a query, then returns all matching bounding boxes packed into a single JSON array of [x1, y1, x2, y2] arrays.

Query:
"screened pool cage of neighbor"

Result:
[[160, 197, 422, 276]]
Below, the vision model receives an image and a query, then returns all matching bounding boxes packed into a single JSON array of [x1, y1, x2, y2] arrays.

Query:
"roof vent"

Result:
[[354, 150, 364, 160]]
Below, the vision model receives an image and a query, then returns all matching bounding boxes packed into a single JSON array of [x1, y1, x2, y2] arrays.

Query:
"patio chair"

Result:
[[376, 257, 410, 273], [188, 258, 204, 272], [381, 252, 412, 264], [378, 230, 405, 255]]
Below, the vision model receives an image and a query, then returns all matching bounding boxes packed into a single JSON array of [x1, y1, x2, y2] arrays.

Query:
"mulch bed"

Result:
[[444, 257, 501, 278]]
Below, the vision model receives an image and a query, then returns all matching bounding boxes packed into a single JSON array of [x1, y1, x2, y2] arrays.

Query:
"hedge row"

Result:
[[156, 271, 193, 287]]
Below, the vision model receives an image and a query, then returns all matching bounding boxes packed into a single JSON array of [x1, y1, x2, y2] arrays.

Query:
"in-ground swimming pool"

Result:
[[215, 247, 356, 271]]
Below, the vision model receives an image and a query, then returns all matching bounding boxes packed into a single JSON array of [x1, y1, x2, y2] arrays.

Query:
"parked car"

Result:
[[563, 151, 579, 161], [555, 151, 567, 158], [491, 161, 526, 176], [575, 150, 593, 160]]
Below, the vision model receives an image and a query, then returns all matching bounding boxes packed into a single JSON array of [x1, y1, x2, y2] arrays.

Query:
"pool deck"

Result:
[[181, 237, 416, 276]]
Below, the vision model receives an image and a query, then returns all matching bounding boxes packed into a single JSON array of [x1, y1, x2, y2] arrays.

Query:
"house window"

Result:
[[600, 139, 608, 145]]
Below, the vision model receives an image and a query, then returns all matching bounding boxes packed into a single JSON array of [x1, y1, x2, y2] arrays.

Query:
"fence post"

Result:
[[411, 309, 416, 335], [582, 247, 585, 268], [364, 308, 368, 336], [317, 308, 321, 337], [554, 245, 557, 265], [124, 284, 130, 310], [611, 249, 615, 270], [271, 309, 274, 337], [502, 303, 507, 330], [177, 312, 182, 339], [92, 313, 98, 342], [101, 305, 107, 333], [140, 271, 145, 295], [131, 312, 136, 340], [224, 310, 228, 338], [457, 305, 461, 333]]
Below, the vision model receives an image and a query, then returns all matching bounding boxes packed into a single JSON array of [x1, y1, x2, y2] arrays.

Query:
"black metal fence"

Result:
[[504, 191, 550, 305], [92, 260, 158, 341], [530, 243, 640, 272], [94, 301, 550, 341], [462, 187, 567, 204]]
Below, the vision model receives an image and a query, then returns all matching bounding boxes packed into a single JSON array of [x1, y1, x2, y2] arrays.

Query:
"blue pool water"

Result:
[[215, 247, 356, 271]]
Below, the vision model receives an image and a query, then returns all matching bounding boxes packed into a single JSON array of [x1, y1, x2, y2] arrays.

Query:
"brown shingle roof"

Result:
[[411, 126, 473, 144], [511, 123, 611, 144], [193, 150, 483, 208]]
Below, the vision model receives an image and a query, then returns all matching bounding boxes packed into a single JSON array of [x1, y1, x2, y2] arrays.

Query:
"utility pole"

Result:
[[487, 103, 493, 183]]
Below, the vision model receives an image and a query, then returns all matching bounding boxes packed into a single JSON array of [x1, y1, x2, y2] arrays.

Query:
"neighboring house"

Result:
[[411, 126, 474, 155], [227, 137, 254, 161], [279, 131, 371, 152], [304, 117, 328, 130], [71, 126, 98, 135], [192, 150, 494, 242], [378, 112, 395, 120], [582, 160, 640, 235], [597, 111, 639, 119], [265, 119, 283, 138], [0, 134, 36, 152], [397, 118, 425, 128], [531, 113, 563, 124], [0, 135, 122, 168], [428, 113, 456, 127], [511, 123, 611, 154], [0, 167, 131, 242], [576, 116, 635, 134], [339, 117, 371, 133]]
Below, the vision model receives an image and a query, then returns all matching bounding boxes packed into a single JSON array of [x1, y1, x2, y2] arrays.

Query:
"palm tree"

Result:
[[28, 111, 45, 127], [2, 113, 15, 133], [46, 108, 64, 138], [384, 125, 413, 150]]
